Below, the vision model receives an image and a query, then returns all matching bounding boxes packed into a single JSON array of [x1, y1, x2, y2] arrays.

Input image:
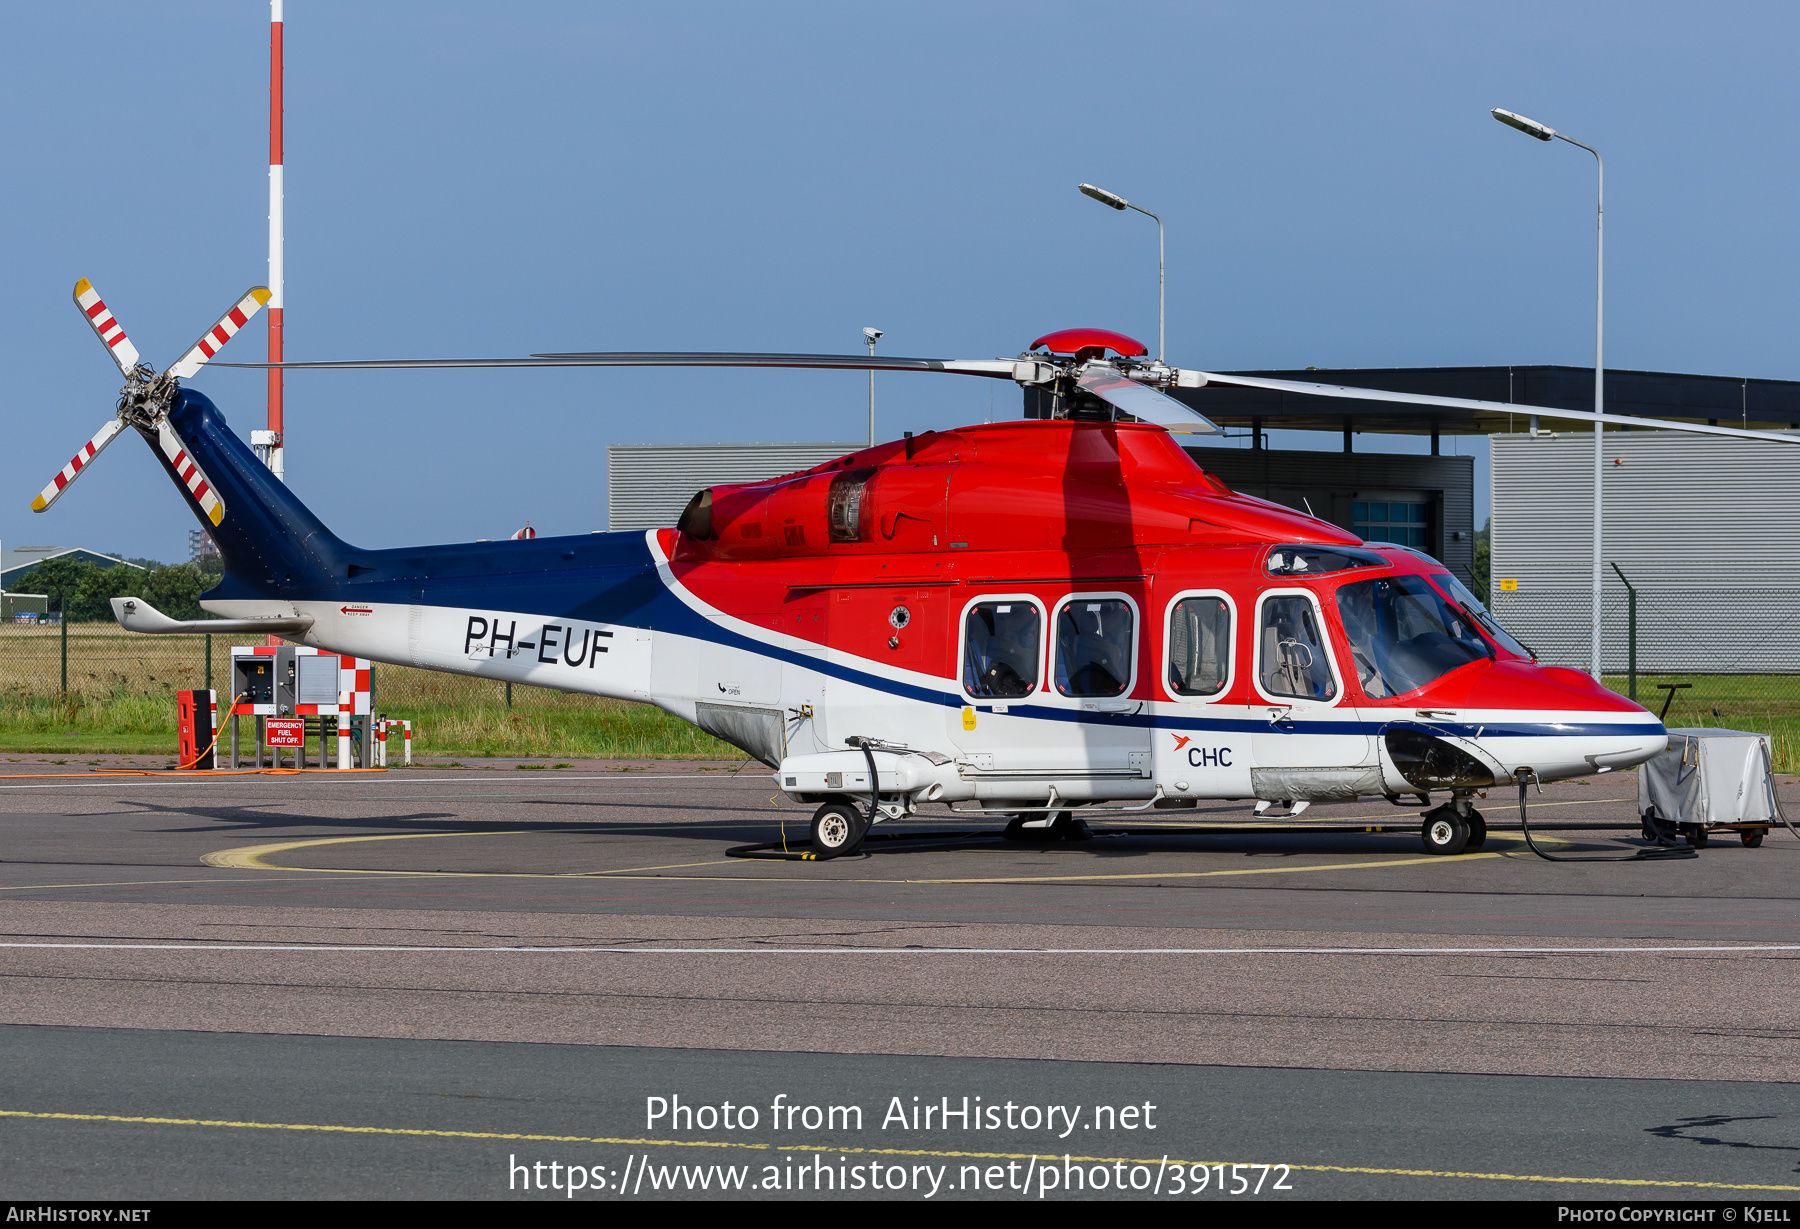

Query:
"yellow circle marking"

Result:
[[200, 829, 1553, 883]]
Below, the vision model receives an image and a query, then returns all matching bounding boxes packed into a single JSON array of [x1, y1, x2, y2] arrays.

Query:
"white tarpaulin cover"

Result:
[[1637, 728, 1777, 826]]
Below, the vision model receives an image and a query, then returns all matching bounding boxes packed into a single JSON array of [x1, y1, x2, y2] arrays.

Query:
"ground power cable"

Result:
[[1515, 768, 1694, 862]]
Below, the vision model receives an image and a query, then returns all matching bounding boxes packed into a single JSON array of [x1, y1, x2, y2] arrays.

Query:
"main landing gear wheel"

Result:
[[1464, 811, 1488, 852], [1421, 805, 1472, 856], [809, 801, 867, 860]]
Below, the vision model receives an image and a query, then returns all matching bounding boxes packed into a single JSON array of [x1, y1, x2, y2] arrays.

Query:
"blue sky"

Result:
[[4, 1, 1797, 561]]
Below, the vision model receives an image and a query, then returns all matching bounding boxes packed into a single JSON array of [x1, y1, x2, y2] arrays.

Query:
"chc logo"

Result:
[[1170, 735, 1231, 766]]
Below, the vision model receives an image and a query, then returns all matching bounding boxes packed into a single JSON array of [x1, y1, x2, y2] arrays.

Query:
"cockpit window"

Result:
[[1259, 595, 1338, 701], [1055, 599, 1134, 697], [1265, 545, 1386, 577], [963, 601, 1040, 698], [1335, 575, 1489, 699], [1427, 572, 1535, 660]]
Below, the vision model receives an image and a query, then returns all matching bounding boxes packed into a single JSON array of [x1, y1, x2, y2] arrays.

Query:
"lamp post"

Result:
[[1078, 183, 1164, 362], [863, 327, 883, 446], [1492, 107, 1605, 684]]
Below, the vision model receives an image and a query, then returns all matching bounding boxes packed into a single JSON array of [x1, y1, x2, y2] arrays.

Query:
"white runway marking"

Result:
[[2, 943, 1797, 955]]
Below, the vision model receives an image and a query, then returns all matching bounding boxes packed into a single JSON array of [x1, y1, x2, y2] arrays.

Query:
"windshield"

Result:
[[1427, 572, 1534, 660], [1335, 575, 1489, 699]]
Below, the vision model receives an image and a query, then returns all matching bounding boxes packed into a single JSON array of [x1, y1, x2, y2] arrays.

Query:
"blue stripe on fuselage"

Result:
[[331, 532, 1660, 743]]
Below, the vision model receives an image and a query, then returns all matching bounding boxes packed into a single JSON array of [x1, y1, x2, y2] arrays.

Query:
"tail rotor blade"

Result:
[[155, 420, 226, 526], [72, 279, 142, 376], [31, 418, 127, 512], [167, 287, 272, 380]]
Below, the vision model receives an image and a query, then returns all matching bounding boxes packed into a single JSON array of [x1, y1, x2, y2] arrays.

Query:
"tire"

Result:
[[810, 802, 867, 860], [1421, 807, 1471, 856], [1684, 827, 1709, 849], [1742, 828, 1765, 848], [1464, 811, 1487, 852]]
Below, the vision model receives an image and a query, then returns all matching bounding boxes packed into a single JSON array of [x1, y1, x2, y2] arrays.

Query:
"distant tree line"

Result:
[[1470, 519, 1491, 607], [19, 555, 222, 623]]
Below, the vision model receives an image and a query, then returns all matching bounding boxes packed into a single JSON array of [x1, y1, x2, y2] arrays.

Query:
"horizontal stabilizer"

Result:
[[111, 597, 313, 636]]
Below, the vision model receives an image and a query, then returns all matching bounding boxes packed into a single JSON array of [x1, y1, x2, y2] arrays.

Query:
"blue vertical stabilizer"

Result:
[[154, 388, 351, 599]]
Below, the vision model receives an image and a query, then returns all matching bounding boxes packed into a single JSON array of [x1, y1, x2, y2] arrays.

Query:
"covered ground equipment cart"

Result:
[[1638, 727, 1784, 848]]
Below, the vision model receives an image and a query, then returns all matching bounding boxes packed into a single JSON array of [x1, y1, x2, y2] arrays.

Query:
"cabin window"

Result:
[[1168, 596, 1230, 697], [827, 468, 876, 543], [1258, 595, 1337, 701], [963, 601, 1040, 698], [1336, 575, 1489, 698], [1054, 599, 1134, 698]]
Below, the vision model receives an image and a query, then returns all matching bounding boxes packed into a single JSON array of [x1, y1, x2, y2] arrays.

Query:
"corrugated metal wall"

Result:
[[606, 443, 862, 531], [1490, 429, 1800, 671]]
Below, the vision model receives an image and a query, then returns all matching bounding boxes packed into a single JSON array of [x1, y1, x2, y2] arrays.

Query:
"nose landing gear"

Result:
[[808, 800, 869, 859], [1421, 794, 1487, 855]]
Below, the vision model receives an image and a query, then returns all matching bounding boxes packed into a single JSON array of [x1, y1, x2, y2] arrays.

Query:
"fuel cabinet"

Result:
[[227, 645, 374, 768]]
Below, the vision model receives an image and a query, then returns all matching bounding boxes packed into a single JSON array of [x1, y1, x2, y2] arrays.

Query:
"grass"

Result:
[[0, 627, 738, 760], [1605, 673, 1800, 771]]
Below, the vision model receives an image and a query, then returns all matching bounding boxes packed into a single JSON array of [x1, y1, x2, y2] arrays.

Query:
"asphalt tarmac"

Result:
[[1, 759, 1797, 1201]]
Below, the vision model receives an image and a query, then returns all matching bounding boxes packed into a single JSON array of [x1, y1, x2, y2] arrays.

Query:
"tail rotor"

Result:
[[32, 279, 270, 522]]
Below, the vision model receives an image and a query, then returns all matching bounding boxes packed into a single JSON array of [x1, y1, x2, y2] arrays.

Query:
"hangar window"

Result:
[[1336, 575, 1488, 698], [1258, 595, 1337, 701], [963, 601, 1040, 698], [1168, 596, 1230, 697], [1055, 598, 1134, 698], [1355, 500, 1429, 549]]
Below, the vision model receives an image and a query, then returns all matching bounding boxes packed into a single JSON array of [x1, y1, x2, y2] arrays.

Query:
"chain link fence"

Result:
[[1490, 587, 1800, 770]]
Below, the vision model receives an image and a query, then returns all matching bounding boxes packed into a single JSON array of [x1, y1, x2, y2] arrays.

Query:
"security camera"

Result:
[[863, 327, 883, 341]]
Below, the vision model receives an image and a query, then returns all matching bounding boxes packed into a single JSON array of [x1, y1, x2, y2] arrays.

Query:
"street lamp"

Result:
[[1078, 183, 1164, 362], [1492, 107, 1606, 684], [863, 327, 883, 446]]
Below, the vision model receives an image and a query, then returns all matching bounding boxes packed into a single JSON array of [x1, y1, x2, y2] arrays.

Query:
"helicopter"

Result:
[[39, 281, 1800, 859]]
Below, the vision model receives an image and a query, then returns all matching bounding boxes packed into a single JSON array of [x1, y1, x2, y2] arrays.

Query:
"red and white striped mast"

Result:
[[265, 0, 285, 482]]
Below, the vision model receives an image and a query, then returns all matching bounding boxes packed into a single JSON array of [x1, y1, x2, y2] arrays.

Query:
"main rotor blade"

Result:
[[1077, 365, 1222, 434], [31, 418, 126, 512], [166, 287, 272, 380], [211, 352, 1020, 377], [1192, 370, 1800, 445], [155, 421, 225, 526], [72, 279, 142, 376]]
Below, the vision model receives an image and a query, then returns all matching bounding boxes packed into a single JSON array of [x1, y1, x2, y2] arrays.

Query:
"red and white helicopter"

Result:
[[39, 280, 1800, 858]]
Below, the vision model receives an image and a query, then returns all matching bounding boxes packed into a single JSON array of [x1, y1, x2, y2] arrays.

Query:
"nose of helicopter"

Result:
[[1461, 660, 1668, 783], [1376, 659, 1668, 793]]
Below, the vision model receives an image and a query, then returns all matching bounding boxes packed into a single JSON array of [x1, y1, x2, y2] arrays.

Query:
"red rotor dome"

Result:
[[1029, 328, 1149, 362]]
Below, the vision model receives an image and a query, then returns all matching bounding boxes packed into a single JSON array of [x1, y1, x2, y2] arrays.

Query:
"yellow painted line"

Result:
[[579, 859, 741, 875], [881, 847, 1506, 885], [1, 1110, 1793, 1191]]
